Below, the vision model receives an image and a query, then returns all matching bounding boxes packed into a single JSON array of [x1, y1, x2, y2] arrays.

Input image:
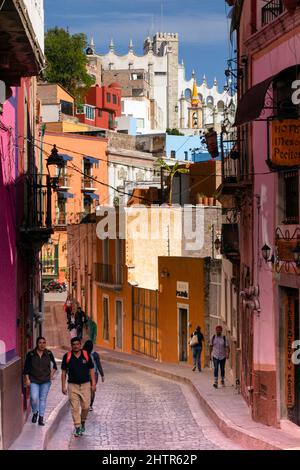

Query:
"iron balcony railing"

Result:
[[221, 131, 240, 184], [262, 0, 285, 26], [23, 174, 52, 229], [94, 263, 123, 286]]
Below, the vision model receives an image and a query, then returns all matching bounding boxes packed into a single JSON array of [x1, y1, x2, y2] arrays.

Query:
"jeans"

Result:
[[90, 372, 99, 407], [30, 382, 51, 417], [192, 346, 202, 370], [213, 357, 226, 381]]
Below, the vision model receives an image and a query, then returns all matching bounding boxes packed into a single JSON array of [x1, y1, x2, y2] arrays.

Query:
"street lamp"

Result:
[[214, 237, 221, 253]]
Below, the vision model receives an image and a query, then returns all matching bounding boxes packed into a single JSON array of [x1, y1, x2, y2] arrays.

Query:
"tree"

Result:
[[166, 128, 184, 136], [157, 158, 190, 206], [44, 28, 95, 102]]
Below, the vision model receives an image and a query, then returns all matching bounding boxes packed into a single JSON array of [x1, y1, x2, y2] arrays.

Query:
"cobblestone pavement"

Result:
[[47, 362, 243, 450]]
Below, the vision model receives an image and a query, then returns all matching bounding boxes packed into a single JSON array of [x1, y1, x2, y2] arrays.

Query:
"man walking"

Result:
[[61, 337, 96, 437], [209, 325, 230, 389], [190, 325, 204, 372], [23, 337, 57, 426], [75, 306, 87, 340]]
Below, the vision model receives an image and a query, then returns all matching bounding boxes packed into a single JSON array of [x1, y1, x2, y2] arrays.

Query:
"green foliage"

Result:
[[156, 158, 190, 205], [44, 28, 95, 102], [166, 128, 184, 136]]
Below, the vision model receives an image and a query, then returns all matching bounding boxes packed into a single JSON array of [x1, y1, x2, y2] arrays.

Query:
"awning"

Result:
[[234, 76, 275, 126], [60, 154, 73, 162], [84, 193, 99, 201], [58, 191, 74, 199], [84, 156, 99, 166]]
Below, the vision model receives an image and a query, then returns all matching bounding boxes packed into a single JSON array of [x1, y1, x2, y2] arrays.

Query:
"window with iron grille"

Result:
[[283, 171, 299, 225]]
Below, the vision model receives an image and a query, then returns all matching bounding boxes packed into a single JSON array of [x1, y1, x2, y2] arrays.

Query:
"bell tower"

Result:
[[188, 76, 203, 130]]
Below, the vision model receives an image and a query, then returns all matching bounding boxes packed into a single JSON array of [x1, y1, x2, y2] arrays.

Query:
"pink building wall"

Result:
[[251, 31, 300, 368], [0, 89, 18, 362]]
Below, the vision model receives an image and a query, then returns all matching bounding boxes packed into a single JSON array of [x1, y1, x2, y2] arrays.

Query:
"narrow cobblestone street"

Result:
[[47, 362, 243, 450]]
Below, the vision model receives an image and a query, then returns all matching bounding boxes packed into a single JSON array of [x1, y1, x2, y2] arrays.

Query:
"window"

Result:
[[131, 73, 144, 80], [184, 151, 188, 161], [136, 118, 145, 129], [132, 89, 143, 97], [283, 171, 299, 224], [155, 72, 167, 76], [274, 67, 300, 119], [170, 150, 176, 158], [84, 196, 92, 215], [103, 297, 109, 340], [113, 94, 117, 104], [98, 108, 102, 118], [57, 198, 66, 225], [206, 96, 214, 108], [85, 105, 95, 120], [106, 93, 111, 103], [185, 89, 192, 100], [60, 100, 73, 116]]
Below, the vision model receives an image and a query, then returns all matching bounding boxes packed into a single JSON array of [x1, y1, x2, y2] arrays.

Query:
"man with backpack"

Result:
[[23, 337, 57, 426], [209, 325, 230, 389], [61, 337, 96, 437], [75, 306, 88, 340]]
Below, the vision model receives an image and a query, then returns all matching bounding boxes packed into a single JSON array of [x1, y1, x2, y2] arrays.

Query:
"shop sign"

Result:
[[176, 282, 189, 300], [272, 119, 300, 167], [285, 297, 295, 408]]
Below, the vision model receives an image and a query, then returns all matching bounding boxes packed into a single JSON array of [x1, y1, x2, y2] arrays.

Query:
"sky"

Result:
[[45, 0, 233, 88]]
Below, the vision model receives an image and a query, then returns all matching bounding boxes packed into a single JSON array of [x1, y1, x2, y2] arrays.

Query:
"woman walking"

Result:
[[190, 326, 204, 372]]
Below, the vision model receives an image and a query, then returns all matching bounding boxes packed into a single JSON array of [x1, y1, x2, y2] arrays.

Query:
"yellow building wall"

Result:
[[158, 257, 206, 366], [95, 238, 133, 354]]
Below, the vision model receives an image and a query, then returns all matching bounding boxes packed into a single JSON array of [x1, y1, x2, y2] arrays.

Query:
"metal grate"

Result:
[[262, 0, 285, 26]]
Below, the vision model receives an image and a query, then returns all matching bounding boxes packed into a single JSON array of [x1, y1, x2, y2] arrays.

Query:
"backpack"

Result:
[[66, 350, 89, 364], [212, 335, 227, 347]]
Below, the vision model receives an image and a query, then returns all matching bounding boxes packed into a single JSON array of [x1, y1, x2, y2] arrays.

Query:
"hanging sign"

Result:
[[176, 282, 189, 300], [271, 119, 300, 167], [285, 296, 295, 408]]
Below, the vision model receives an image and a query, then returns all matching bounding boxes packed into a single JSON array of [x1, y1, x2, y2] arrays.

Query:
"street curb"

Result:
[[43, 397, 69, 450], [100, 354, 283, 451]]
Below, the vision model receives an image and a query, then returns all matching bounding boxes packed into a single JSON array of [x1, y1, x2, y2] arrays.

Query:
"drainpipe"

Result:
[[40, 124, 46, 224]]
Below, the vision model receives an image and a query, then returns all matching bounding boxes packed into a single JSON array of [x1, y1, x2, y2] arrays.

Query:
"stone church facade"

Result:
[[86, 33, 235, 134]]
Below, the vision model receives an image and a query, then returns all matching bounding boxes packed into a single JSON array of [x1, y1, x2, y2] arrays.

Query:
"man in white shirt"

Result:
[[209, 325, 230, 389]]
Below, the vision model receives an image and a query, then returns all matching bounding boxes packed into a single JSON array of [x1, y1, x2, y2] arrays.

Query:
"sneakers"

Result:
[[80, 422, 86, 434], [32, 412, 38, 424], [213, 382, 218, 389], [89, 406, 93, 412], [74, 427, 82, 437], [198, 368, 202, 372], [38, 416, 45, 426], [192, 366, 196, 372]]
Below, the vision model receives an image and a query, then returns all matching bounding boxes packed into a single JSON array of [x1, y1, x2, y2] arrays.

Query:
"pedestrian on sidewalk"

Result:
[[64, 295, 73, 323], [61, 337, 96, 437], [75, 306, 88, 340], [209, 325, 230, 389], [68, 312, 77, 339], [83, 340, 105, 411], [23, 337, 57, 426], [190, 326, 204, 372]]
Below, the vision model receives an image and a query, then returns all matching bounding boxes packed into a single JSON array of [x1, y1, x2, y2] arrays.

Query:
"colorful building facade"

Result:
[[220, 0, 300, 427]]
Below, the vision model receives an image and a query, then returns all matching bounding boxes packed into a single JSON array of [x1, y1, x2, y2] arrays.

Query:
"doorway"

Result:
[[178, 306, 188, 362], [115, 300, 123, 350], [283, 289, 300, 426]]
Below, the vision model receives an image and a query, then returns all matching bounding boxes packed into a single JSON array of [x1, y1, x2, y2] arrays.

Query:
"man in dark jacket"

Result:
[[23, 337, 57, 426], [190, 326, 204, 372], [75, 306, 88, 340]]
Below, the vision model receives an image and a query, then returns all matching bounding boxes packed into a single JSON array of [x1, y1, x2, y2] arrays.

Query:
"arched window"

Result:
[[198, 93, 203, 103], [185, 89, 192, 100], [206, 96, 214, 108], [217, 100, 224, 111]]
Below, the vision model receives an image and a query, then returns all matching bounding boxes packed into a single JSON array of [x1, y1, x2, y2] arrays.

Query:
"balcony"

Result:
[[262, 0, 285, 26], [19, 174, 53, 252], [0, 0, 45, 86], [216, 129, 252, 208], [82, 176, 97, 191], [58, 175, 71, 189], [221, 224, 240, 261], [94, 263, 123, 289]]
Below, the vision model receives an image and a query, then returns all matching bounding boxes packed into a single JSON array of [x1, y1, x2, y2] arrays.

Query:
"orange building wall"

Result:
[[158, 257, 206, 366], [43, 132, 108, 281]]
